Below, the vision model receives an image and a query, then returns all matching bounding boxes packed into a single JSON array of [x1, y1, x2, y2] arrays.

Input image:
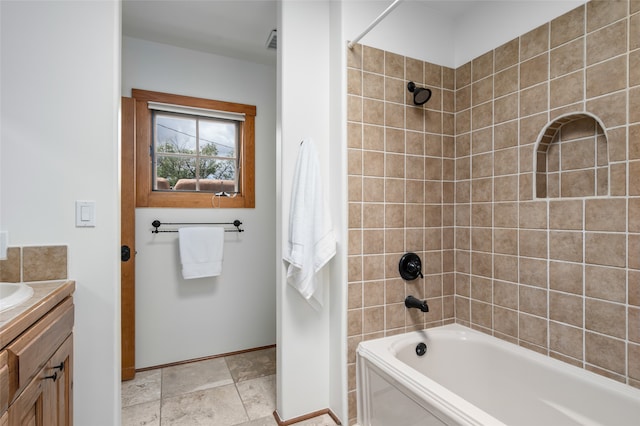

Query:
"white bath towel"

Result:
[[283, 138, 336, 309], [178, 227, 224, 279]]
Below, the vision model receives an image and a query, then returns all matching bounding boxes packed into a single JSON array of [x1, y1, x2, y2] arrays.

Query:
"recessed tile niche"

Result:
[[536, 113, 608, 198]]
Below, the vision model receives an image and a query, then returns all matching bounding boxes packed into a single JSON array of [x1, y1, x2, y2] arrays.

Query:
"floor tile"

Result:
[[234, 415, 279, 426], [162, 356, 234, 399], [121, 370, 161, 408], [235, 375, 277, 420], [225, 347, 276, 382], [120, 349, 325, 426], [121, 400, 160, 426], [161, 384, 249, 426]]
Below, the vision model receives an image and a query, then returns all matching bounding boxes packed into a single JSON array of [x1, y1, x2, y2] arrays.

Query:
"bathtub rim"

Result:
[[356, 323, 640, 426]]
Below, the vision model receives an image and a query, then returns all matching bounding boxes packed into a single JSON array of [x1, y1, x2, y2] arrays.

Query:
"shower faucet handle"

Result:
[[399, 252, 423, 280]]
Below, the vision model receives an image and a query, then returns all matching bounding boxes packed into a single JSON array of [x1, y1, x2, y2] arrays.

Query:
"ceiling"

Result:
[[122, 0, 279, 66], [122, 0, 484, 66]]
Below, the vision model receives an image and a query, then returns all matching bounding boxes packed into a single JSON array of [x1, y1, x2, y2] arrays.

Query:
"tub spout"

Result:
[[405, 295, 429, 313]]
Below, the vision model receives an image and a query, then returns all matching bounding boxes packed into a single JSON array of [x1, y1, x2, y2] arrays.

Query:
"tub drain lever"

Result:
[[405, 295, 429, 313]]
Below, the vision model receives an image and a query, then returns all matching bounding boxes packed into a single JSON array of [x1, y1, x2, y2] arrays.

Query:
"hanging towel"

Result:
[[178, 227, 224, 279], [283, 138, 336, 309]]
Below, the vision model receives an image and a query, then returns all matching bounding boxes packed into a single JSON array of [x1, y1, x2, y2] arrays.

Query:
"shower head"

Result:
[[407, 81, 432, 106]]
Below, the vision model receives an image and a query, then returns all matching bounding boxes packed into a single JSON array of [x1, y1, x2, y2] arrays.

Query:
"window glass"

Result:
[[153, 112, 239, 193], [131, 88, 256, 209]]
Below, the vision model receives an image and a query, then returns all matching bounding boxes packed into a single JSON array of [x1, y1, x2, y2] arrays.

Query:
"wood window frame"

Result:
[[132, 89, 256, 208]]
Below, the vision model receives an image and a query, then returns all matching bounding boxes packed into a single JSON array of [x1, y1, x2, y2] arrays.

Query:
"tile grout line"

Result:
[[122, 348, 281, 426]]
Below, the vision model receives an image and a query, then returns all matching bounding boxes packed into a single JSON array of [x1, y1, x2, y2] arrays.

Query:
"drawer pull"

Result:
[[44, 372, 57, 382], [53, 362, 64, 371]]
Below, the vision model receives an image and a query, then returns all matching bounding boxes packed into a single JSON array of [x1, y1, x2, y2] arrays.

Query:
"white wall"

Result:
[[343, 0, 587, 68], [122, 37, 277, 368], [0, 1, 121, 425], [329, 0, 349, 421], [342, 0, 457, 67], [277, 0, 340, 421], [453, 0, 587, 66]]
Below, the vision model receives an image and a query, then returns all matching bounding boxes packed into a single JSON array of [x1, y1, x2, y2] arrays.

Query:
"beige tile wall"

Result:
[[346, 44, 456, 424], [0, 247, 22, 282], [0, 245, 68, 282], [455, 0, 640, 388], [347, 0, 640, 424]]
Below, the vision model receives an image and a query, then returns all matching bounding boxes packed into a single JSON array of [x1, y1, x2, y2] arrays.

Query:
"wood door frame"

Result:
[[121, 97, 136, 381]]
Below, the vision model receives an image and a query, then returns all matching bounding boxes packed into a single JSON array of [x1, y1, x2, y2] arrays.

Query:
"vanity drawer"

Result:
[[5, 297, 73, 402], [0, 351, 7, 414]]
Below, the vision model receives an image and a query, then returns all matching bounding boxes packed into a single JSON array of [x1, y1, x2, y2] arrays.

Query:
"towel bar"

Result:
[[151, 219, 244, 233]]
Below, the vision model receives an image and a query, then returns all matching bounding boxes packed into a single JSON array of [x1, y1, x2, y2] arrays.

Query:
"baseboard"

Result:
[[134, 344, 276, 372], [273, 408, 342, 425]]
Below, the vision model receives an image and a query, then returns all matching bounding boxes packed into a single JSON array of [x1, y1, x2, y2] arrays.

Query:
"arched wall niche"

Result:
[[534, 112, 609, 199]]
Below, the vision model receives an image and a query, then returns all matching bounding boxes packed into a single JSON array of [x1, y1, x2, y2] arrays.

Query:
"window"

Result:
[[132, 89, 256, 208], [152, 108, 240, 192]]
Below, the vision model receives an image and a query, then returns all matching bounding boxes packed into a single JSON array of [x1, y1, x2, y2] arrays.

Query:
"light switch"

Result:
[[76, 201, 96, 227], [81, 205, 91, 221]]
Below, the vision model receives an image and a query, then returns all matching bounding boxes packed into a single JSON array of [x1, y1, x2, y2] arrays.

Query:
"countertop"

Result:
[[0, 280, 75, 348]]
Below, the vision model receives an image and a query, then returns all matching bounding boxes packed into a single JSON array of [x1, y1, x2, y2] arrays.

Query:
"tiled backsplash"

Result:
[[347, 1, 640, 424], [0, 246, 68, 282]]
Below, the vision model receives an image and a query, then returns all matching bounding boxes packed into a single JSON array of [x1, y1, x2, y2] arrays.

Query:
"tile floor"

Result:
[[121, 347, 339, 426]]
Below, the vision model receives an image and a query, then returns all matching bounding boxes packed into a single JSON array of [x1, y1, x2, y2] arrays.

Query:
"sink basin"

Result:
[[0, 282, 34, 312]]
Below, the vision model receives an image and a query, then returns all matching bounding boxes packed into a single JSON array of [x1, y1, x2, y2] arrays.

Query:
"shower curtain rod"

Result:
[[347, 0, 403, 50]]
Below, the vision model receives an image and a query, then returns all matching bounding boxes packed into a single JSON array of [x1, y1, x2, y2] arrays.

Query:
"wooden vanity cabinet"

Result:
[[48, 335, 73, 426], [8, 335, 72, 426], [0, 351, 8, 414], [0, 351, 7, 426], [0, 285, 74, 426], [8, 364, 46, 426]]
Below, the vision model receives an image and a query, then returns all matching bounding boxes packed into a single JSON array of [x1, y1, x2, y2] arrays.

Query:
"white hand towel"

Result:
[[283, 138, 336, 309], [178, 227, 224, 279]]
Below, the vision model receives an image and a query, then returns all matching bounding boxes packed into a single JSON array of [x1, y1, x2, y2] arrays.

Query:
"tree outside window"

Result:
[[153, 113, 238, 191]]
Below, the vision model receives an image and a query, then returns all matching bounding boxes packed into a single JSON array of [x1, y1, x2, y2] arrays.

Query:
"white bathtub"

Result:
[[356, 323, 640, 426]]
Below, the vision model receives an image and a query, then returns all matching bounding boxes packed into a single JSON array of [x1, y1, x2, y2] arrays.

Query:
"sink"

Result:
[[0, 282, 34, 312]]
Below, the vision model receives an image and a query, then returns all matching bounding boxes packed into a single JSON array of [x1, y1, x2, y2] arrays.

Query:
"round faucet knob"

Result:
[[399, 252, 423, 280]]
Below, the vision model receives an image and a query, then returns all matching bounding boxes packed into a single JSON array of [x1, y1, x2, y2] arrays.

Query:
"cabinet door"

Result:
[[6, 298, 73, 402], [1, 351, 8, 414], [7, 367, 47, 426], [47, 336, 72, 426]]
